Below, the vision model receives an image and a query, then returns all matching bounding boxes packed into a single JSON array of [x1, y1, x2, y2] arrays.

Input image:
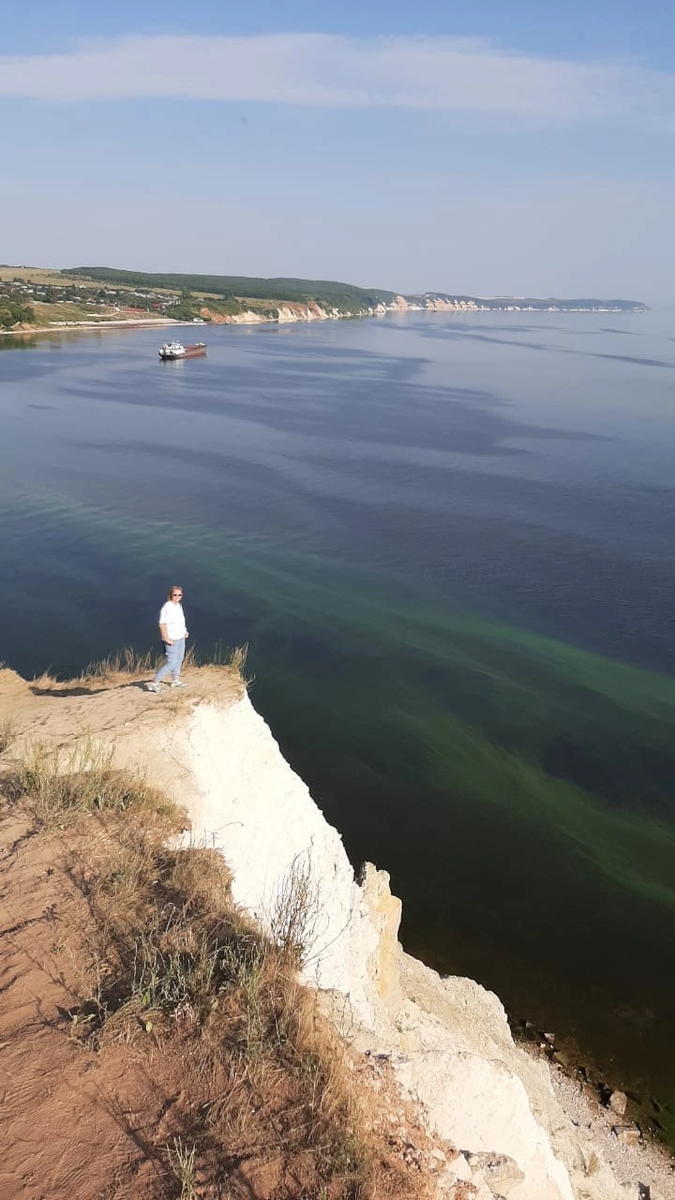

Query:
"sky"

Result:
[[1, 1, 673, 301]]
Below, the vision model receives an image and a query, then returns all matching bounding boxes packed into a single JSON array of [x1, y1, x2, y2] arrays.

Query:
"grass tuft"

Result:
[[4, 736, 162, 828], [225, 642, 251, 686], [79, 646, 160, 681], [201, 640, 252, 687], [165, 1136, 197, 1200], [0, 715, 16, 754], [79, 644, 197, 682]]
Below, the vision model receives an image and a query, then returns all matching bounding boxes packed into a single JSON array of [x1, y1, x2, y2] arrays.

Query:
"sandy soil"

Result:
[[0, 662, 242, 749], [0, 801, 451, 1197], [0, 667, 242, 1198], [0, 808, 184, 1200]]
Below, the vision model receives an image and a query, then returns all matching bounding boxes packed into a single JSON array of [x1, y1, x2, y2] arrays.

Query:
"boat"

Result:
[[158, 339, 207, 360]]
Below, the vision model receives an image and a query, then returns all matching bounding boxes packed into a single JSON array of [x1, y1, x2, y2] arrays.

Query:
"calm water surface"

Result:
[[2, 311, 675, 1137]]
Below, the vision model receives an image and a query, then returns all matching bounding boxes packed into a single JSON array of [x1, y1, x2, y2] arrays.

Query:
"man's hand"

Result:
[[165, 639, 174, 646], [185, 631, 190, 638]]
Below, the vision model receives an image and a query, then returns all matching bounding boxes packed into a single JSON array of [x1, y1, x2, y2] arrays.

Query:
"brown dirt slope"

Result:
[[0, 663, 456, 1200], [0, 810, 174, 1199]]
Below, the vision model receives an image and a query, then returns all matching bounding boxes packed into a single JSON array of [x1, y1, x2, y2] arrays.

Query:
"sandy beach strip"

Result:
[[0, 316, 195, 338]]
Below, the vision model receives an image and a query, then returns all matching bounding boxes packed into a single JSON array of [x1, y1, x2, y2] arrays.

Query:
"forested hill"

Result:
[[62, 267, 396, 310]]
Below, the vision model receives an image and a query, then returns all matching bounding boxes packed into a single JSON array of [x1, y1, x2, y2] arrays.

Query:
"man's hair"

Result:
[[167, 585, 183, 600]]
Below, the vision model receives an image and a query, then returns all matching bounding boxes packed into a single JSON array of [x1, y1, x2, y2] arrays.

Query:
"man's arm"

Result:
[[159, 623, 173, 645]]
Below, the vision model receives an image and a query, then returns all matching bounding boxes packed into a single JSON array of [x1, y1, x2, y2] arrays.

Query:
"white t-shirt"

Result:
[[159, 600, 187, 641]]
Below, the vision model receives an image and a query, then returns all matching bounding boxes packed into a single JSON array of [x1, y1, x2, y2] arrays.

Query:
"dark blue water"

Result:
[[2, 311, 675, 1135]]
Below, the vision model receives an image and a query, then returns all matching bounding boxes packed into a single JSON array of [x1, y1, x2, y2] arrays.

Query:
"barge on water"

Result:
[[158, 339, 207, 360]]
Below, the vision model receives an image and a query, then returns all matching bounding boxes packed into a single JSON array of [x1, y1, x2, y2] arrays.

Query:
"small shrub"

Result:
[[269, 851, 323, 968]]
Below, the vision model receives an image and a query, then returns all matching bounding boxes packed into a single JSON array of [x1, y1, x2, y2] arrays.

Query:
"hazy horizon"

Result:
[[3, 262, 652, 306], [2, 2, 673, 303]]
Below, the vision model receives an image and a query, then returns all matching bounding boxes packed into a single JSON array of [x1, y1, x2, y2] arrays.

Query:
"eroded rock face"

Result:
[[162, 696, 392, 1033], [127, 690, 640, 1200], [358, 862, 403, 1018]]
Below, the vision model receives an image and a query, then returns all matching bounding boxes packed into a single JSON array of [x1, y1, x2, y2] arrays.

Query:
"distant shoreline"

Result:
[[0, 316, 188, 338], [0, 303, 646, 343]]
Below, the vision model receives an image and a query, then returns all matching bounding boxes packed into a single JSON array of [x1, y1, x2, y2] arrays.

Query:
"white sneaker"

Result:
[[170, 680, 187, 688], [147, 682, 164, 693]]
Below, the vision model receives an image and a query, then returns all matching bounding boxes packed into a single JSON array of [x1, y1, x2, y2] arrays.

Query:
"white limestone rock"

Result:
[[143, 691, 646, 1200], [169, 695, 397, 1033]]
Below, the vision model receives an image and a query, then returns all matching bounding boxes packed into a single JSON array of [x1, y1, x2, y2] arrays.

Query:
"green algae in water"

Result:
[[2, 479, 675, 1134]]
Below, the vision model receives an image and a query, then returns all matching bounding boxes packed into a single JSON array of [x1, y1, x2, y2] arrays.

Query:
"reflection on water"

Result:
[[0, 333, 41, 350]]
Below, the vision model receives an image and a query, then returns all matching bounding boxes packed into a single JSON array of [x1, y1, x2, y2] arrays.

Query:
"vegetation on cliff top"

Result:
[[63, 266, 398, 311], [0, 655, 439, 1200]]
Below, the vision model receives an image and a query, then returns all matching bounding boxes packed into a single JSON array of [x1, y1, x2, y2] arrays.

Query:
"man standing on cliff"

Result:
[[147, 585, 189, 693]]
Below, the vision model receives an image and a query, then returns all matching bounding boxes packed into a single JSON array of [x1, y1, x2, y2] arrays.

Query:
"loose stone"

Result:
[[609, 1090, 628, 1117]]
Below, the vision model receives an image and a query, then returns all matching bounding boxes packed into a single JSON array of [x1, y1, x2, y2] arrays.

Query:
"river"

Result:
[[1, 309, 674, 1140]]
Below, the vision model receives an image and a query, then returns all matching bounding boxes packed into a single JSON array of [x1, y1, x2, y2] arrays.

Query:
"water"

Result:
[[2, 311, 675, 1138]]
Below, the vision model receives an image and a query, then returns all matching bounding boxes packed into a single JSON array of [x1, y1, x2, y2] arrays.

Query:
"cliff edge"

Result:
[[0, 665, 668, 1200]]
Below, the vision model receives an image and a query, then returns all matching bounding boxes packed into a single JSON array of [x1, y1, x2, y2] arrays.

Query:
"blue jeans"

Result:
[[154, 637, 185, 684]]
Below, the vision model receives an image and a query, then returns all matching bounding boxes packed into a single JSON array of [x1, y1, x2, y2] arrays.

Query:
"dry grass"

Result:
[[3, 735, 174, 830], [26, 643, 250, 698], [0, 715, 16, 754], [268, 851, 323, 968], [166, 1137, 198, 1200], [77, 642, 249, 686], [0, 266, 92, 285], [79, 645, 168, 681], [198, 640, 252, 687], [32, 300, 121, 324], [61, 799, 373, 1197], [2, 719, 433, 1199]]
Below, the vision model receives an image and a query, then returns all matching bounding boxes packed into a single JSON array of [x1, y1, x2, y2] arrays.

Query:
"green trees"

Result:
[[170, 299, 200, 321], [63, 267, 396, 311], [0, 296, 35, 329]]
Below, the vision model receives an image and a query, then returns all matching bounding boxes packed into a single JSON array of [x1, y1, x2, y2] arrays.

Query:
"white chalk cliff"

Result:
[[3, 664, 654, 1200], [134, 686, 643, 1200]]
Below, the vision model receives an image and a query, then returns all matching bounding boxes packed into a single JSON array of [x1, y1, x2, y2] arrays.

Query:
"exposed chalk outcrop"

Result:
[[200, 300, 379, 325], [146, 691, 647, 1200], [1, 668, 663, 1200]]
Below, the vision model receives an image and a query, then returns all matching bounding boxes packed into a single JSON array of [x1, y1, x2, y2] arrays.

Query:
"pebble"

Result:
[[613, 1124, 641, 1147], [609, 1090, 628, 1118]]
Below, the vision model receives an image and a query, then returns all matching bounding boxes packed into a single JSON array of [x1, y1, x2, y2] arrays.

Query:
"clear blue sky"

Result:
[[2, 0, 673, 300]]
